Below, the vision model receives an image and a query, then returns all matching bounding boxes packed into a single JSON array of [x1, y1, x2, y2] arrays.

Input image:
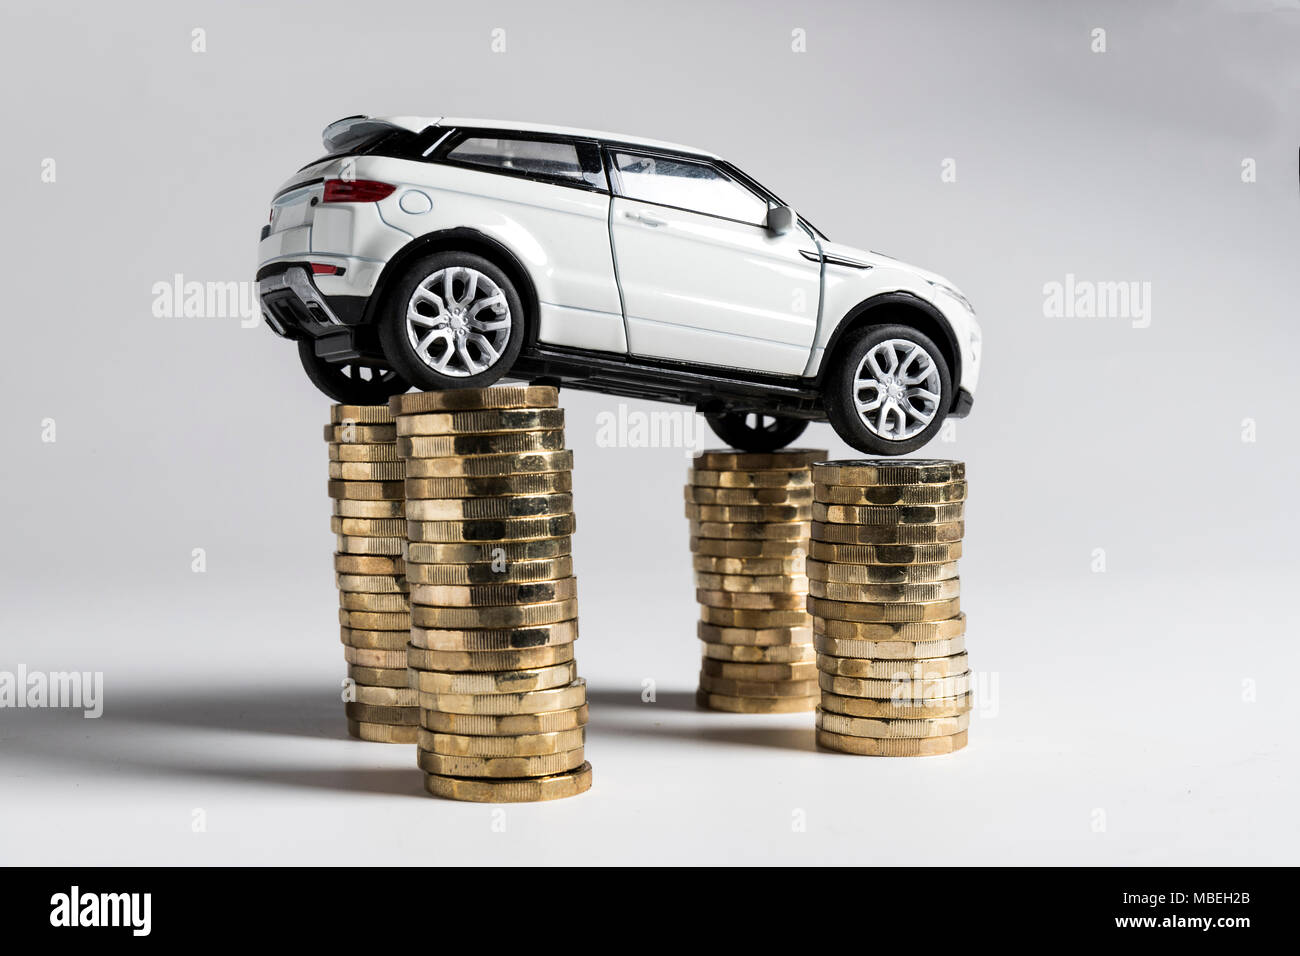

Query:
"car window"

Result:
[[447, 137, 593, 184], [612, 152, 768, 225]]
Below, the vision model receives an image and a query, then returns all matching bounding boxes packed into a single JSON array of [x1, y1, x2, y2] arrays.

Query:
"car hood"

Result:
[[817, 240, 959, 290]]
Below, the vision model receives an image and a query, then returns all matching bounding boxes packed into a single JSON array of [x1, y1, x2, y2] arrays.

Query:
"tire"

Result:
[[823, 324, 952, 455], [378, 251, 526, 391], [705, 412, 809, 452], [298, 339, 411, 404]]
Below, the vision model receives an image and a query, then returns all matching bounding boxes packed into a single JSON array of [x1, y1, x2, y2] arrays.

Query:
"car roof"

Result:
[[375, 115, 721, 159]]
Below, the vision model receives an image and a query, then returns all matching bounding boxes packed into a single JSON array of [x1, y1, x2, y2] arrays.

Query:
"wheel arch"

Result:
[[817, 293, 962, 408]]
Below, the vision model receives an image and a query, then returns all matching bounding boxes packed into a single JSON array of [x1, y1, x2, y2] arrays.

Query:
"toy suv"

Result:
[[257, 115, 981, 453]]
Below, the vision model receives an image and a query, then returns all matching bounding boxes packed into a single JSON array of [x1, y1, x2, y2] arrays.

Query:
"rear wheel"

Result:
[[705, 411, 809, 452], [298, 340, 410, 404]]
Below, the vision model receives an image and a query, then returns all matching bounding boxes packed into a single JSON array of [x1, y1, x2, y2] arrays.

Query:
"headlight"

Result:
[[930, 281, 975, 315]]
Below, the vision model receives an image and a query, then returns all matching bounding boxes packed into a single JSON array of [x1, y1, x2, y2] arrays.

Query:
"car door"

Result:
[[606, 149, 821, 375]]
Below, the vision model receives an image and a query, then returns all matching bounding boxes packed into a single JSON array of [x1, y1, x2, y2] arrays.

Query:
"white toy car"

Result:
[[257, 116, 981, 453]]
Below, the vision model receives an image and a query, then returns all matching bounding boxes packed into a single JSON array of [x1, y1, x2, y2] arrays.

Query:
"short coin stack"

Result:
[[390, 386, 592, 802], [326, 404, 417, 743], [687, 448, 827, 713], [808, 459, 971, 756]]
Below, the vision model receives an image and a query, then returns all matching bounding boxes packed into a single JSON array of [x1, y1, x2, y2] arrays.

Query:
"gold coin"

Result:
[[334, 553, 405, 575], [335, 534, 404, 555], [696, 589, 807, 610], [690, 537, 807, 558], [811, 460, 965, 485], [344, 701, 419, 724], [323, 423, 396, 442], [423, 762, 592, 802], [398, 430, 565, 458], [406, 538, 571, 563], [817, 728, 968, 755], [688, 468, 812, 489], [701, 642, 816, 664], [817, 669, 972, 698], [411, 599, 577, 629], [390, 386, 558, 414], [816, 709, 970, 738], [420, 678, 586, 715], [347, 720, 418, 744], [693, 572, 810, 593], [684, 503, 812, 523], [807, 540, 963, 564], [332, 498, 406, 519], [339, 626, 409, 650], [410, 662, 577, 694], [329, 460, 406, 481], [404, 450, 573, 478], [819, 690, 974, 719], [411, 576, 577, 607], [343, 646, 408, 668], [689, 520, 809, 541], [813, 633, 966, 659], [697, 622, 812, 646], [407, 644, 574, 672], [699, 673, 819, 697], [405, 472, 573, 498], [805, 559, 959, 584], [694, 449, 827, 469], [330, 404, 395, 424], [405, 493, 573, 521], [396, 407, 564, 436], [816, 652, 969, 679], [692, 554, 807, 576], [695, 690, 816, 713], [807, 596, 960, 623], [685, 485, 813, 505], [417, 727, 585, 757], [405, 556, 573, 586], [701, 658, 818, 681], [808, 578, 960, 602], [353, 684, 418, 707], [347, 665, 410, 688], [335, 574, 407, 594], [328, 441, 403, 462], [407, 514, 575, 542], [812, 520, 964, 545], [699, 606, 810, 628], [813, 614, 967, 641], [410, 621, 578, 651], [421, 704, 588, 736], [417, 746, 586, 778], [812, 502, 965, 525], [813, 480, 967, 505], [331, 516, 406, 537], [328, 479, 405, 501], [338, 608, 411, 629]]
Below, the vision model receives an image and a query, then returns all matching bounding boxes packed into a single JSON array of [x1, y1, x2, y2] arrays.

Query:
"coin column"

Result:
[[808, 459, 971, 756], [687, 448, 827, 713], [326, 404, 418, 743], [391, 386, 592, 802]]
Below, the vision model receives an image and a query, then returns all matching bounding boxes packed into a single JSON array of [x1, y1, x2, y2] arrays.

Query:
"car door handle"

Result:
[[624, 210, 666, 227]]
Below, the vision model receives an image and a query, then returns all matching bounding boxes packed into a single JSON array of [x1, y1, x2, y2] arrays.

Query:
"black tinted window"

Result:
[[448, 137, 602, 186]]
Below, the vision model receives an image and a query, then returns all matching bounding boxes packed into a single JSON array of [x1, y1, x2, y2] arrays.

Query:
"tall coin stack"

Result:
[[687, 448, 827, 713], [326, 404, 418, 743], [808, 459, 971, 756], [390, 386, 592, 802]]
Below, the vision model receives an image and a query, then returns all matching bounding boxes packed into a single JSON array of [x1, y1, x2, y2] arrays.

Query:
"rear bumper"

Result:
[[256, 264, 381, 362]]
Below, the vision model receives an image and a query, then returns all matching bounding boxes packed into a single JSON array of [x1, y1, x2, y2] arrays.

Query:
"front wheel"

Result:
[[705, 412, 809, 452], [823, 324, 952, 455], [298, 340, 410, 404]]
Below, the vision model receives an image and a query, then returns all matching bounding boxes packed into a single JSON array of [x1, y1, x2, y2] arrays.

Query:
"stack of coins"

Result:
[[326, 404, 418, 743], [687, 448, 827, 713], [390, 386, 592, 802], [808, 459, 971, 756]]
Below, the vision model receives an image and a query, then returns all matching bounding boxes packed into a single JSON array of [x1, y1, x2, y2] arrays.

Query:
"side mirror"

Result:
[[766, 204, 796, 237]]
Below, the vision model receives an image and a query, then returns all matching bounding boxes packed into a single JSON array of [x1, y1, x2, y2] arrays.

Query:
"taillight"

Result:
[[321, 179, 396, 203]]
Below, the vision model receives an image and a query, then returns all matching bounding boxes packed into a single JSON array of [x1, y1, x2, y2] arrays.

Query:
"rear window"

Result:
[[446, 137, 601, 187]]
